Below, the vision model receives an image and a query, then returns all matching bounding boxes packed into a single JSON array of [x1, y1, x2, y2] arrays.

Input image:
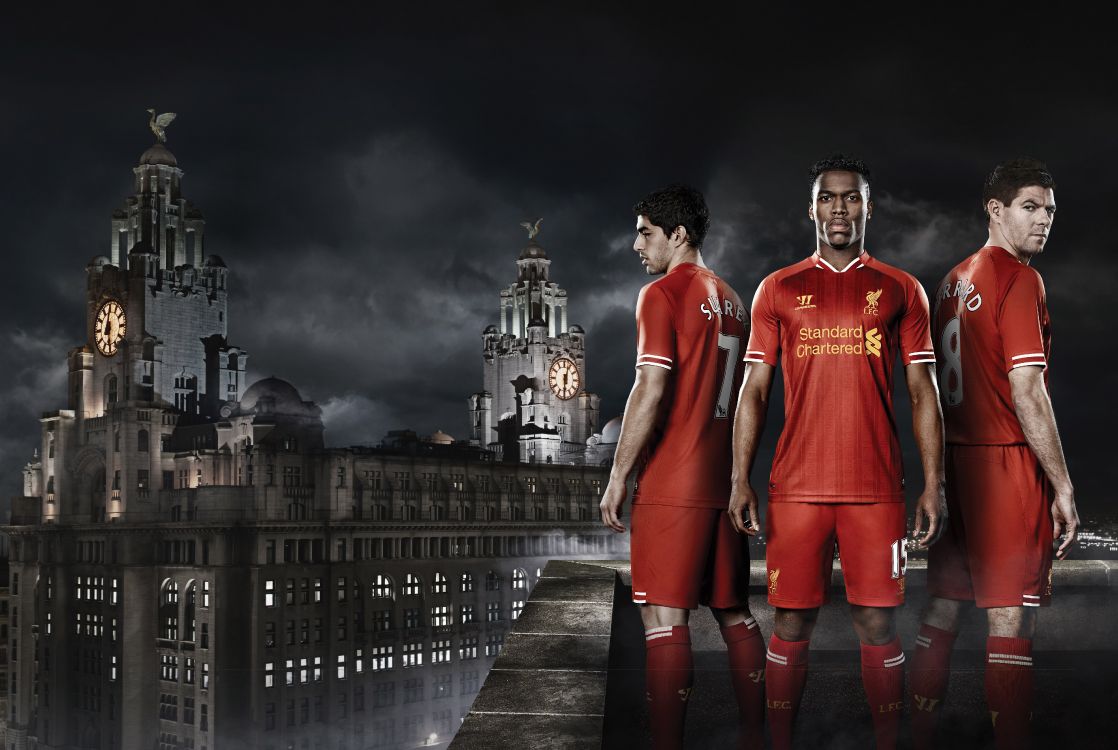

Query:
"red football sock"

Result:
[[765, 635, 809, 750], [985, 636, 1034, 750], [721, 617, 766, 750], [909, 624, 956, 750], [860, 637, 905, 750], [645, 625, 694, 750]]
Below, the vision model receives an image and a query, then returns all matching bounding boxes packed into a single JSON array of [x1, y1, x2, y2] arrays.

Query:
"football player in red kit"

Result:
[[729, 156, 947, 750], [909, 159, 1079, 750], [601, 185, 765, 750]]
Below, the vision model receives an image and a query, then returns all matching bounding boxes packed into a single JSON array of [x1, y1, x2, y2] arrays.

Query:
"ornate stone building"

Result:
[[5, 133, 621, 750], [467, 227, 603, 464]]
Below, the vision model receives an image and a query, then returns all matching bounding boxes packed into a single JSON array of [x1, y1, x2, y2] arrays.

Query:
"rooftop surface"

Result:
[[453, 559, 1118, 749]]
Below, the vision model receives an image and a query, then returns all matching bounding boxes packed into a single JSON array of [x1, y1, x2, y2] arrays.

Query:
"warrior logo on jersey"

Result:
[[795, 295, 816, 310], [768, 568, 780, 596], [864, 289, 882, 315]]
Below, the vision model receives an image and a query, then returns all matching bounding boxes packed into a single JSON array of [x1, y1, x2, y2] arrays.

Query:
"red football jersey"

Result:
[[632, 263, 748, 509], [745, 252, 934, 504], [933, 245, 1051, 445]]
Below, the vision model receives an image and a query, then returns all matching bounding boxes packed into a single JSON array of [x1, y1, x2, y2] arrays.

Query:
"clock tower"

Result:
[[468, 222, 601, 463]]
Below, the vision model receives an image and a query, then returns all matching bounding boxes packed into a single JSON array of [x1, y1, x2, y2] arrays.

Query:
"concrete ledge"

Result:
[[451, 560, 618, 749], [454, 558, 1118, 749]]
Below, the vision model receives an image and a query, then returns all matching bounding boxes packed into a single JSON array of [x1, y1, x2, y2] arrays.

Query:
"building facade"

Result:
[[5, 134, 621, 750]]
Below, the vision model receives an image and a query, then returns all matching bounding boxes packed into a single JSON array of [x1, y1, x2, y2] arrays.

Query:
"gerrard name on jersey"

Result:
[[936, 278, 984, 311]]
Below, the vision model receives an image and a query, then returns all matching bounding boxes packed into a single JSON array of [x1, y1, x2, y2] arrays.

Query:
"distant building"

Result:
[[5, 132, 621, 750]]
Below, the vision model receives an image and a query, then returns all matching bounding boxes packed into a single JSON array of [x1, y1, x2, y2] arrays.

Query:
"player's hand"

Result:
[[728, 484, 761, 536], [1052, 488, 1079, 560], [599, 478, 628, 533], [912, 484, 947, 549]]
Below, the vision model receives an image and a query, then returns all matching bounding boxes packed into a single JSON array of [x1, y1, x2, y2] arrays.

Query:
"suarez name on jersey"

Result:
[[745, 252, 934, 504], [933, 245, 1051, 445], [633, 263, 748, 509]]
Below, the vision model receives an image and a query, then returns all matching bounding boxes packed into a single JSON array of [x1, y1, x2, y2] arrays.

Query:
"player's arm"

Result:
[[728, 362, 774, 536], [906, 363, 947, 548], [599, 365, 671, 532], [1009, 365, 1078, 558]]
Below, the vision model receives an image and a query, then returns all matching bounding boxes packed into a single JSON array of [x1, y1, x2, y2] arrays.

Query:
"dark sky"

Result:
[[2, 8, 1115, 517]]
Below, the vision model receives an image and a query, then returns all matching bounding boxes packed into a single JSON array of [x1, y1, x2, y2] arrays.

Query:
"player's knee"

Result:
[[922, 596, 965, 633], [773, 608, 817, 641], [850, 605, 897, 644], [987, 606, 1036, 639], [709, 605, 753, 628]]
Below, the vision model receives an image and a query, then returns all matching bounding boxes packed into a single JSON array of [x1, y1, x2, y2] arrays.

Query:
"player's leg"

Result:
[[837, 503, 907, 750], [911, 456, 976, 750], [910, 597, 968, 750], [984, 605, 1038, 750], [641, 604, 694, 750], [765, 503, 834, 750], [708, 511, 766, 750], [963, 445, 1053, 750], [631, 504, 717, 750]]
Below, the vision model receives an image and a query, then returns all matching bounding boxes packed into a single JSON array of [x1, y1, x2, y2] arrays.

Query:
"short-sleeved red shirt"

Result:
[[633, 263, 748, 508], [745, 252, 934, 503], [933, 245, 1051, 445]]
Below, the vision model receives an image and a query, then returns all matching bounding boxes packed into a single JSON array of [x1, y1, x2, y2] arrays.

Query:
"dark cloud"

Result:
[[2, 11, 1116, 519]]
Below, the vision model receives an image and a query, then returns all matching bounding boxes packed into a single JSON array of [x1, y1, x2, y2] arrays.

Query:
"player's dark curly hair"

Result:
[[982, 158, 1056, 218], [808, 154, 872, 195], [633, 184, 710, 249]]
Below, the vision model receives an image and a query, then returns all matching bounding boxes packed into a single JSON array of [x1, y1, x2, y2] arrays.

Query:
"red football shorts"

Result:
[[765, 502, 907, 609], [928, 444, 1054, 608], [629, 503, 751, 610]]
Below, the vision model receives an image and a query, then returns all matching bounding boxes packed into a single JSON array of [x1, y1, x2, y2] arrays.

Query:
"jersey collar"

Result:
[[813, 250, 869, 273]]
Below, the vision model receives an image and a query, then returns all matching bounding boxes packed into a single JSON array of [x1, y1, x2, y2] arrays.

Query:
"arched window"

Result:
[[371, 575, 394, 600], [485, 571, 500, 592], [432, 573, 447, 595], [403, 574, 423, 597], [159, 579, 179, 640], [184, 582, 197, 641], [512, 569, 528, 590]]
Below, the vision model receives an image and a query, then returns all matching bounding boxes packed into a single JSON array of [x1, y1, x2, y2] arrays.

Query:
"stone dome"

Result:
[[428, 429, 454, 445], [568, 324, 585, 334], [140, 142, 178, 167], [600, 416, 623, 444], [87, 255, 111, 269], [518, 240, 548, 260], [239, 377, 308, 415], [204, 254, 227, 268], [483, 324, 499, 335]]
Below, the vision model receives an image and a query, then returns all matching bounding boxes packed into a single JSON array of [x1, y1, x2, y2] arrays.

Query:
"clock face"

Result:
[[548, 357, 580, 400], [94, 299, 127, 356]]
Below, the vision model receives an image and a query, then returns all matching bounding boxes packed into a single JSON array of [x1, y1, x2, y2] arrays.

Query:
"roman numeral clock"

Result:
[[548, 356, 580, 400], [94, 299, 127, 356]]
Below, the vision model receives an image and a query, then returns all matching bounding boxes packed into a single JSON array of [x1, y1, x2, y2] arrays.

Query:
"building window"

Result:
[[371, 645, 394, 672], [336, 653, 346, 680], [512, 600, 525, 619], [485, 571, 500, 591], [264, 579, 275, 607], [486, 633, 505, 657], [403, 678, 424, 703], [513, 568, 528, 589], [403, 573, 422, 597], [402, 642, 423, 668], [372, 609, 392, 632], [373, 682, 395, 709], [460, 636, 479, 660], [487, 602, 502, 622], [202, 580, 211, 607], [433, 673, 453, 699], [432, 572, 448, 594], [431, 640, 451, 665], [460, 572, 474, 593], [313, 655, 322, 682], [460, 604, 475, 624], [430, 605, 452, 627], [404, 607, 422, 629], [461, 670, 480, 695], [337, 576, 347, 602], [285, 659, 294, 686], [138, 428, 149, 452], [265, 661, 275, 688]]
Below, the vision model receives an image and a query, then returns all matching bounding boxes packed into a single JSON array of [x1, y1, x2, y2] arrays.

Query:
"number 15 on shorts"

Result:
[[890, 538, 908, 580]]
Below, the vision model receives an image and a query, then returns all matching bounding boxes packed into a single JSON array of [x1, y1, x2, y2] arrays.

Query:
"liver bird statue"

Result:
[[147, 109, 177, 143], [520, 218, 543, 240]]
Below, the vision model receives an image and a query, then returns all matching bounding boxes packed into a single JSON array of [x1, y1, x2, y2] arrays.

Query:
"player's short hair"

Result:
[[982, 158, 1056, 218], [808, 154, 872, 196], [633, 184, 710, 249]]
